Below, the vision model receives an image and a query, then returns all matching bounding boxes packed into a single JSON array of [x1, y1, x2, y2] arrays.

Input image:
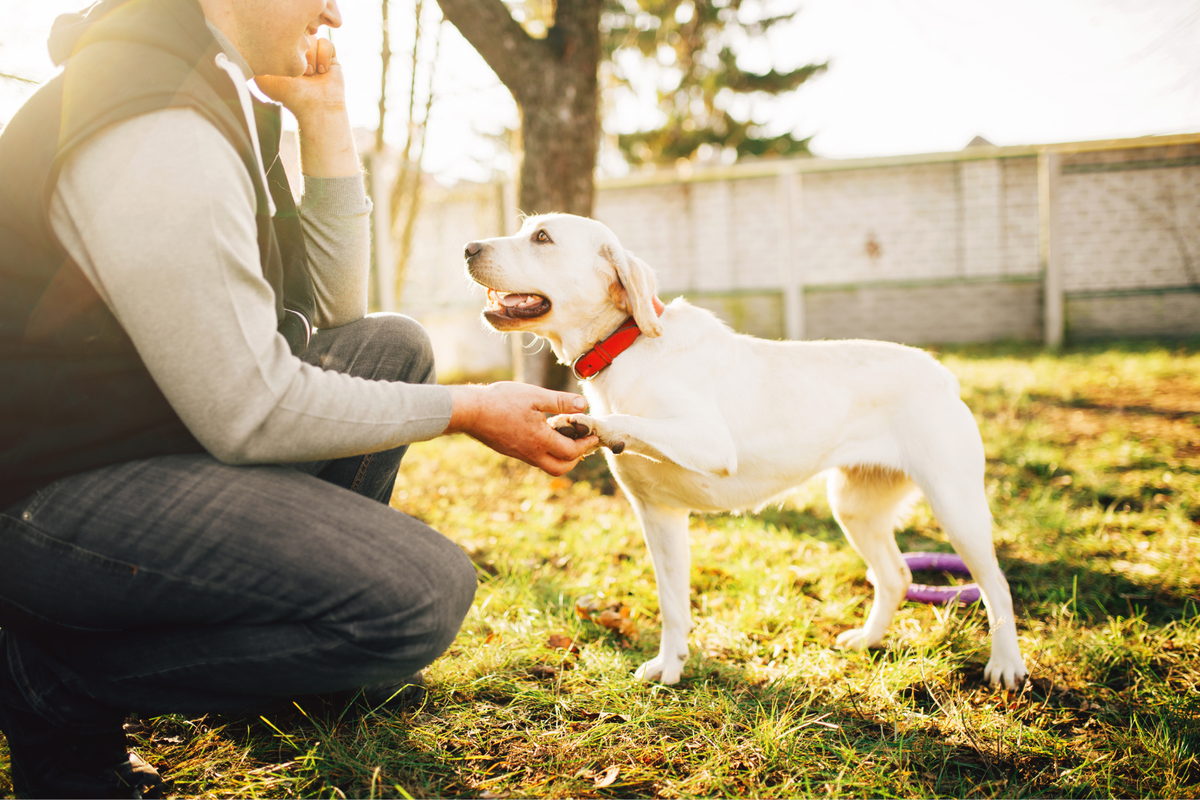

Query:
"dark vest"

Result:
[[0, 0, 316, 508]]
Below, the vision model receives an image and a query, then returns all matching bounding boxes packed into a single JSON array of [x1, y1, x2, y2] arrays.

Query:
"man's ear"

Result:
[[600, 245, 663, 337]]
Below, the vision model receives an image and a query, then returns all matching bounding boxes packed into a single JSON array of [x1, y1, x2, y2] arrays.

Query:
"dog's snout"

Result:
[[464, 241, 483, 259]]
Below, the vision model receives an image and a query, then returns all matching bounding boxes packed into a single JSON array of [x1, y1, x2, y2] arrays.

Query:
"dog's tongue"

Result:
[[499, 293, 543, 309]]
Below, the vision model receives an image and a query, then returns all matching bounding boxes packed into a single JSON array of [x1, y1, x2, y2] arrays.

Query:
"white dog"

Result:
[[463, 213, 1028, 689]]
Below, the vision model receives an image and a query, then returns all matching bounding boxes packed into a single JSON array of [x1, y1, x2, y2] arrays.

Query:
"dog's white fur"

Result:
[[465, 213, 1029, 689]]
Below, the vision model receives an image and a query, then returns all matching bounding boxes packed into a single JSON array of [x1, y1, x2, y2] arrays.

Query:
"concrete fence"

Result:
[[385, 133, 1200, 379]]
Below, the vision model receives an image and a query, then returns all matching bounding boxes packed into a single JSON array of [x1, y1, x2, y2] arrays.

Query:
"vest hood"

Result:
[[49, 0, 209, 68]]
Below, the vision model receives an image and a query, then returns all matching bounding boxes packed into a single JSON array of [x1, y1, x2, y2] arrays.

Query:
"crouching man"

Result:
[[0, 0, 597, 796]]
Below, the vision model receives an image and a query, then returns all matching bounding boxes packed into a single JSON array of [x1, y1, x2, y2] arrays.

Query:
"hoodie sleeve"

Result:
[[48, 107, 453, 464], [297, 172, 373, 329]]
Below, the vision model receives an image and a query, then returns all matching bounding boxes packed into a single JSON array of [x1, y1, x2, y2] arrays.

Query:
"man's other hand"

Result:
[[255, 35, 345, 122], [445, 383, 599, 477]]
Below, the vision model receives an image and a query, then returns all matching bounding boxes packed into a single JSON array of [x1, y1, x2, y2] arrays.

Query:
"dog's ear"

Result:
[[601, 245, 663, 338]]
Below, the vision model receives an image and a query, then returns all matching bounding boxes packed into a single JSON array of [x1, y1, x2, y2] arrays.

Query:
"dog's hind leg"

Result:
[[629, 499, 692, 685], [906, 401, 1028, 688], [918, 475, 1028, 689], [828, 466, 919, 651]]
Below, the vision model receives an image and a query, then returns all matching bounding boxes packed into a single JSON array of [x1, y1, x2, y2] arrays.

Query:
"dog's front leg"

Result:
[[628, 499, 692, 684], [549, 412, 738, 477]]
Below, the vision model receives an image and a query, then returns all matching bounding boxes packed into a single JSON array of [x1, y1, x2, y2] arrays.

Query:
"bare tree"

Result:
[[375, 0, 392, 154], [369, 0, 443, 313], [391, 19, 443, 306], [368, 0, 398, 312]]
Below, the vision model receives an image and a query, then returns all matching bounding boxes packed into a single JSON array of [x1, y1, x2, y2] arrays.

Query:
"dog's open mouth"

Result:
[[484, 288, 551, 320]]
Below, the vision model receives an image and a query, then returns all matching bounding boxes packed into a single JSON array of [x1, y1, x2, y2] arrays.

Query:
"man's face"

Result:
[[218, 0, 343, 77]]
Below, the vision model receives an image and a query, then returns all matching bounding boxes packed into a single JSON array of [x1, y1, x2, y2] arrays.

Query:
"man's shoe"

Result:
[[359, 672, 427, 712], [0, 644, 163, 799]]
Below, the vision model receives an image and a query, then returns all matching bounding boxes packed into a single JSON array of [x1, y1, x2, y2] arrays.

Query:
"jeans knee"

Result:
[[346, 534, 476, 669], [364, 313, 436, 385], [419, 544, 477, 657]]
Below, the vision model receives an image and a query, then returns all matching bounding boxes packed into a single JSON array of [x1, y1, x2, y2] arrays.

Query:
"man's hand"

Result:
[[446, 383, 600, 477], [255, 36, 360, 178], [255, 35, 344, 120]]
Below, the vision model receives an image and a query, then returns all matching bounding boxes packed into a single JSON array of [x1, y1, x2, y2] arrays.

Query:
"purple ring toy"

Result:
[[868, 551, 982, 605]]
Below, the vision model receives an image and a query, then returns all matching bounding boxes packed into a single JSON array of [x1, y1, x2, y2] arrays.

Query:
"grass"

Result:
[[3, 338, 1199, 798]]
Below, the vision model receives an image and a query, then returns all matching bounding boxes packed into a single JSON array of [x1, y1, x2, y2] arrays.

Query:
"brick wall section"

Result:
[[1067, 291, 1200, 339], [597, 157, 1048, 295], [804, 280, 1043, 344], [1058, 146, 1200, 293]]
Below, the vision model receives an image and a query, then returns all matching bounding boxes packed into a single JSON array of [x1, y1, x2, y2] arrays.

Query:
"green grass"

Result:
[[3, 339, 1199, 798]]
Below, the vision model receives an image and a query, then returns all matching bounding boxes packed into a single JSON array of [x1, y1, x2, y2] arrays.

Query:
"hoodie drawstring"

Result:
[[214, 52, 276, 218]]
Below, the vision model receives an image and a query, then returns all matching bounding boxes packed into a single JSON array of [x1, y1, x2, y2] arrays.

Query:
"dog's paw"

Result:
[[548, 413, 594, 441], [634, 654, 685, 685], [547, 414, 626, 455], [984, 656, 1029, 690], [835, 628, 877, 651]]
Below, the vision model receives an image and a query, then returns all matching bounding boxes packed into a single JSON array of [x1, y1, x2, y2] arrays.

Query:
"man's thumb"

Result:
[[547, 391, 587, 413]]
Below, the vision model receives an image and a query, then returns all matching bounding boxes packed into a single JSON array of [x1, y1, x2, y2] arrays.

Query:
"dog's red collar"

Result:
[[570, 299, 665, 381], [571, 317, 642, 381]]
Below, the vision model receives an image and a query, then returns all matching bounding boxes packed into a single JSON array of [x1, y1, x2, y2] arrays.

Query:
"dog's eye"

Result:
[[534, 230, 551, 244]]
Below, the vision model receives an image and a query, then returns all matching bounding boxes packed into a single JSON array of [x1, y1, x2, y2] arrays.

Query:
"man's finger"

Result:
[[315, 37, 336, 73], [544, 433, 598, 463], [534, 390, 587, 415], [539, 449, 591, 477], [304, 35, 319, 75]]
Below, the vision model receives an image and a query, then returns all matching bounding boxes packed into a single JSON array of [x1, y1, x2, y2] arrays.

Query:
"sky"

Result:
[[2, 0, 1198, 184]]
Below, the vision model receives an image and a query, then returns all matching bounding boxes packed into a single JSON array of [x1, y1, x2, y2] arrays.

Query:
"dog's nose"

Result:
[[464, 241, 482, 259]]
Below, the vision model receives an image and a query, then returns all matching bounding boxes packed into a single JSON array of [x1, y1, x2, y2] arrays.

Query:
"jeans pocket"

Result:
[[4, 479, 60, 525]]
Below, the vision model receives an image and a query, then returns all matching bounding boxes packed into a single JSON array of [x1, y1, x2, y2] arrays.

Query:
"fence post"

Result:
[[778, 171, 805, 340], [1039, 150, 1063, 348]]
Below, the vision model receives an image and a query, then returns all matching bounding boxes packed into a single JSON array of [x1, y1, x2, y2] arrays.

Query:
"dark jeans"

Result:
[[0, 314, 476, 733]]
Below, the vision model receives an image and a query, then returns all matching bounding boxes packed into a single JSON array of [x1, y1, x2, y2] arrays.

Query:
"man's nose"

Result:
[[322, 1, 343, 28]]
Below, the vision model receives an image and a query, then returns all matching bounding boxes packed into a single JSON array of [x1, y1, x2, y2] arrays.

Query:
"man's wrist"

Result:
[[445, 385, 483, 436], [295, 110, 361, 178], [292, 103, 349, 129]]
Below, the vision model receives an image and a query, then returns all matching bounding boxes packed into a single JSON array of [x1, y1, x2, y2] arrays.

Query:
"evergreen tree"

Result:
[[601, 0, 825, 165]]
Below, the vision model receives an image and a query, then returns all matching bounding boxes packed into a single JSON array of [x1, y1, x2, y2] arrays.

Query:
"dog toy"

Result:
[[868, 551, 983, 605]]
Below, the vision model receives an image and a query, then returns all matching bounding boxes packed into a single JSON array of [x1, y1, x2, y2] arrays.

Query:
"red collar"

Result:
[[570, 298, 666, 381], [571, 317, 643, 381]]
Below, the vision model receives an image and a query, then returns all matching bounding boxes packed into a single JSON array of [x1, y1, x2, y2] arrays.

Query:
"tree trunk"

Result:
[[436, 0, 601, 390]]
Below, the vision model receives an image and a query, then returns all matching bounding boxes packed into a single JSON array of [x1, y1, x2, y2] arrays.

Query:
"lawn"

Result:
[[2, 339, 1198, 798]]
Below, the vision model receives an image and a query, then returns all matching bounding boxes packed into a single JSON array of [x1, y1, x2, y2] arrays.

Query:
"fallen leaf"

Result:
[[575, 594, 601, 620], [546, 634, 580, 653], [528, 664, 557, 679], [577, 596, 637, 637], [594, 765, 619, 788], [596, 607, 637, 636]]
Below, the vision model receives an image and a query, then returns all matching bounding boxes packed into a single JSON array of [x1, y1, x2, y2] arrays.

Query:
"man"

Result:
[[0, 0, 597, 796]]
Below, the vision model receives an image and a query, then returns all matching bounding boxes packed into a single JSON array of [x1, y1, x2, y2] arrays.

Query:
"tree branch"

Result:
[[435, 0, 544, 91]]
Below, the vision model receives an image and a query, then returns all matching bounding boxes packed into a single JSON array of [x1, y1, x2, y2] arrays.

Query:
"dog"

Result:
[[463, 213, 1028, 689]]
